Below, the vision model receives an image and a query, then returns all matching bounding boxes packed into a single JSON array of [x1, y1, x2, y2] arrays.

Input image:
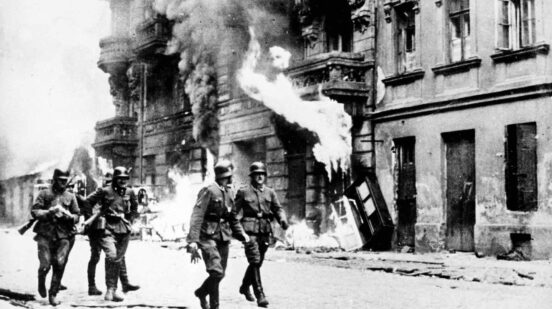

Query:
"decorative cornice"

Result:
[[370, 83, 552, 123], [490, 44, 549, 63], [381, 69, 425, 86], [383, 0, 420, 23], [352, 9, 371, 34], [431, 57, 481, 76], [348, 0, 366, 10]]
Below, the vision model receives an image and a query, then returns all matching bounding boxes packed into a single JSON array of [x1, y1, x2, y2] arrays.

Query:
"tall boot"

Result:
[[252, 266, 269, 308], [38, 267, 48, 298], [48, 266, 62, 306], [239, 265, 255, 302], [88, 260, 102, 295], [209, 280, 220, 309], [120, 259, 140, 293], [104, 287, 124, 302]]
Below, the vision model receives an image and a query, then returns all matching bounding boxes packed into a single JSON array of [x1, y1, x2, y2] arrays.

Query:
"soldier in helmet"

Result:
[[235, 162, 289, 308], [82, 172, 140, 296], [85, 167, 139, 302], [187, 160, 250, 309], [31, 169, 80, 306]]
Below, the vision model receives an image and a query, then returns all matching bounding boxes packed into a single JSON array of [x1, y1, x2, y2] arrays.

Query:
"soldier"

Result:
[[187, 161, 250, 309], [85, 167, 139, 302], [31, 169, 80, 306], [235, 162, 289, 308], [82, 172, 140, 296]]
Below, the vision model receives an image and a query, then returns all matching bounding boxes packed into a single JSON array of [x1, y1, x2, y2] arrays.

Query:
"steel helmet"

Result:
[[214, 161, 233, 180], [249, 162, 267, 176], [112, 167, 130, 180], [52, 169, 70, 181]]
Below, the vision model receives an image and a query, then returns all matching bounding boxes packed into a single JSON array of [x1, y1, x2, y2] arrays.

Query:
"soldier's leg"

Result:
[[120, 257, 140, 292], [87, 234, 103, 295], [58, 236, 75, 291], [48, 237, 73, 306], [247, 235, 269, 307], [195, 240, 225, 309], [99, 234, 123, 301], [240, 235, 257, 301], [35, 236, 52, 298], [209, 241, 229, 309]]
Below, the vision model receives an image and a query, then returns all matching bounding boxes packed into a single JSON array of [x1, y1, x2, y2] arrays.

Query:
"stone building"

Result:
[[94, 0, 375, 225], [373, 0, 552, 259], [93, 0, 552, 259]]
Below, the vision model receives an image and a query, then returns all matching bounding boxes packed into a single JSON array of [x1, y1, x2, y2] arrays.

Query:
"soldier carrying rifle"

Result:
[[30, 169, 80, 306]]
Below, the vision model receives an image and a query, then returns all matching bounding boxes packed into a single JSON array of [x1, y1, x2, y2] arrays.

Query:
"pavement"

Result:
[[1, 227, 551, 309]]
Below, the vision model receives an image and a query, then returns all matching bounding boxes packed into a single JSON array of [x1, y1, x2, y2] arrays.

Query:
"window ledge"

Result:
[[381, 69, 425, 86], [491, 44, 550, 63], [431, 57, 482, 76]]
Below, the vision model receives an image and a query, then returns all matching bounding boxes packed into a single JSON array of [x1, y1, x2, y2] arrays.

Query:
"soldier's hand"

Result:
[[188, 243, 201, 264], [242, 234, 250, 243]]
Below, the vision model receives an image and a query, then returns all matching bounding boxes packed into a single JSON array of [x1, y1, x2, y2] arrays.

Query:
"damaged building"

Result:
[[95, 0, 552, 259]]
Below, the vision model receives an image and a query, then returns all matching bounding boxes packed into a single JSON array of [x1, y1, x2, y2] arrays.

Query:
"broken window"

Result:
[[448, 0, 471, 62], [497, 0, 536, 50], [505, 122, 537, 211], [144, 155, 156, 186], [395, 3, 417, 73]]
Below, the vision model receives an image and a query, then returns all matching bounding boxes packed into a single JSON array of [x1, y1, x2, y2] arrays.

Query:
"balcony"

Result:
[[286, 52, 373, 99], [134, 16, 171, 56], [97, 36, 131, 75], [92, 116, 138, 156]]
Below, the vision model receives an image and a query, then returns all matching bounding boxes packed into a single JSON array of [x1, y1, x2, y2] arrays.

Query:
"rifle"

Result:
[[18, 218, 36, 235]]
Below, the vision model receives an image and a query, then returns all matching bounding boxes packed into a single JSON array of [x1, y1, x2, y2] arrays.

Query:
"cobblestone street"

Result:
[[1, 228, 551, 309]]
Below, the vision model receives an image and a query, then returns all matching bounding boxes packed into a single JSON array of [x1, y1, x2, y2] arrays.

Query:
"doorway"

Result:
[[232, 138, 266, 188], [443, 130, 475, 252], [395, 137, 416, 247]]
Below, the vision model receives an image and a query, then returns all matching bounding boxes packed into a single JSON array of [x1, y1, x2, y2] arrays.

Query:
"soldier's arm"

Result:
[[31, 191, 51, 220], [229, 189, 246, 241], [85, 188, 103, 209], [128, 190, 139, 222], [66, 194, 80, 224], [270, 190, 288, 228], [186, 187, 211, 244], [233, 189, 245, 220]]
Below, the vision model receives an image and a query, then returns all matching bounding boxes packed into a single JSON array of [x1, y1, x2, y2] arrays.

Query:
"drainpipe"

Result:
[[369, 8, 379, 172], [139, 63, 147, 184]]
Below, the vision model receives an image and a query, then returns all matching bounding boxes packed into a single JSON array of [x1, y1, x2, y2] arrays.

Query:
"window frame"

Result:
[[394, 3, 417, 74], [447, 0, 471, 63], [496, 0, 536, 51]]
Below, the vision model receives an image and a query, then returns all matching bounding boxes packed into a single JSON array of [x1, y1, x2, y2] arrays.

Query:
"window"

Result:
[[144, 155, 156, 186], [326, 23, 352, 52], [505, 122, 537, 211], [497, 0, 536, 50], [448, 0, 471, 62], [324, 3, 353, 53], [395, 4, 417, 73]]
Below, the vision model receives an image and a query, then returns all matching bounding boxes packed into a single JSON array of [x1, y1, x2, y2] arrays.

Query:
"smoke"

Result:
[[153, 0, 294, 155], [237, 29, 352, 176], [0, 0, 112, 179]]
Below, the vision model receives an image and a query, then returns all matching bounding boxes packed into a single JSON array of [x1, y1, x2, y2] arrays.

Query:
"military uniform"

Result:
[[85, 185, 138, 293], [31, 185, 80, 300], [187, 182, 246, 309], [235, 183, 287, 306]]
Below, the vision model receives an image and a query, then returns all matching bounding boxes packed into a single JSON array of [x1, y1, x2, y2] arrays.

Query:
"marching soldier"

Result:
[[187, 161, 249, 309], [31, 169, 80, 306], [82, 172, 139, 296], [85, 167, 139, 302], [235, 162, 289, 308]]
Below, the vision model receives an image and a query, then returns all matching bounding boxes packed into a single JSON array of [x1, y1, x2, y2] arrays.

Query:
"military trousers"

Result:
[[35, 235, 75, 295], [241, 234, 270, 288], [196, 239, 230, 308], [99, 232, 130, 289]]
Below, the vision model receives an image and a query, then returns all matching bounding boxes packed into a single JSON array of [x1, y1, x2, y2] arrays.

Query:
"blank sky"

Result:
[[0, 0, 114, 178]]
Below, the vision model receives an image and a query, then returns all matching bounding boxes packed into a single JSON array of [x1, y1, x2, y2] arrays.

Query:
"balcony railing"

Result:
[[93, 116, 138, 149], [97, 36, 131, 74], [134, 16, 171, 56], [286, 52, 373, 98]]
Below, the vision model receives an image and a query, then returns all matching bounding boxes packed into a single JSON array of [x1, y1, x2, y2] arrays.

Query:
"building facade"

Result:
[[373, 0, 552, 259], [94, 0, 552, 259]]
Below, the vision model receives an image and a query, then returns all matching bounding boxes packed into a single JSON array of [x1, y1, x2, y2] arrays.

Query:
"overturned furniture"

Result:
[[344, 173, 394, 250]]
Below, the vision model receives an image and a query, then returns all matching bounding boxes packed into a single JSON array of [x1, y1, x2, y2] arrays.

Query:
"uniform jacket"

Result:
[[31, 186, 80, 240], [186, 183, 246, 243], [235, 184, 287, 235], [85, 186, 138, 234]]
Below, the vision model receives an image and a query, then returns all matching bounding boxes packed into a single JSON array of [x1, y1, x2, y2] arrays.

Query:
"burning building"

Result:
[[94, 0, 375, 230], [93, 0, 552, 259]]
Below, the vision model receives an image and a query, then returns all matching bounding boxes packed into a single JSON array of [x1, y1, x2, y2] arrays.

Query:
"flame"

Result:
[[148, 150, 214, 241], [237, 28, 352, 177], [285, 220, 340, 250]]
